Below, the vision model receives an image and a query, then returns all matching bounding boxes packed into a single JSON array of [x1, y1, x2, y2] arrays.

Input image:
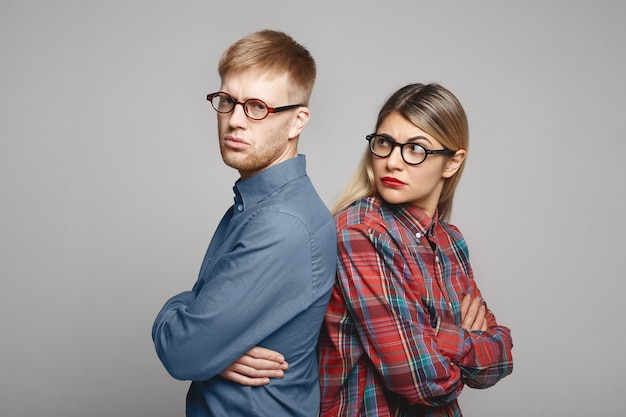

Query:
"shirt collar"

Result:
[[233, 155, 307, 208], [383, 199, 439, 241]]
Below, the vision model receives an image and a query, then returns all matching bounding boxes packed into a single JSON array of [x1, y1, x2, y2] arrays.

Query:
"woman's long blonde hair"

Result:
[[332, 83, 469, 222]]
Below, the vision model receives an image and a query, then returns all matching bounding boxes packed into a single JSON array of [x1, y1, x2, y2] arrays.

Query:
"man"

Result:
[[152, 30, 336, 417]]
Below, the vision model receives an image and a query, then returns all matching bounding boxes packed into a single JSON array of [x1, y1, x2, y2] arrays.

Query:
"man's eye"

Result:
[[249, 100, 267, 111]]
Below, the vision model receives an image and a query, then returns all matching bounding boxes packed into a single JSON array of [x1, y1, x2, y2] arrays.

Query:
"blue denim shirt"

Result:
[[153, 155, 337, 416]]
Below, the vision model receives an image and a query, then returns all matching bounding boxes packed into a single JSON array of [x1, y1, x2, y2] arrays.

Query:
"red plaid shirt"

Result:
[[319, 196, 513, 416]]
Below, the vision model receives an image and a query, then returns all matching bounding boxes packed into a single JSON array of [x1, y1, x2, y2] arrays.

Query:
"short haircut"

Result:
[[218, 30, 316, 105]]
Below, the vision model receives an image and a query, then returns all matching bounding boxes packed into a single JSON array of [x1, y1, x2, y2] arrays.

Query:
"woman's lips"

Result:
[[381, 176, 406, 187]]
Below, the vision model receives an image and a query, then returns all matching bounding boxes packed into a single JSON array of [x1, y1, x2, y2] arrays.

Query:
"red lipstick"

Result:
[[381, 176, 406, 188]]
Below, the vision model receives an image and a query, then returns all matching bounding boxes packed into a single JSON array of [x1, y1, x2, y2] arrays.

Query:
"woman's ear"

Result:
[[442, 149, 467, 179], [288, 106, 310, 139]]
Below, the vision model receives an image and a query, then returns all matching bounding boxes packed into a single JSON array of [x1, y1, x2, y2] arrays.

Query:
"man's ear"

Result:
[[442, 149, 466, 179], [288, 107, 310, 139]]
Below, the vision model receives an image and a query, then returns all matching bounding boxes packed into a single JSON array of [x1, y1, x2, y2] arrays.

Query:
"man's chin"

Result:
[[220, 149, 242, 167], [221, 153, 252, 173]]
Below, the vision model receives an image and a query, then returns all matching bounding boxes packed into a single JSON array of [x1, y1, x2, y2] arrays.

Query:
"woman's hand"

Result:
[[460, 294, 488, 332], [220, 346, 288, 386]]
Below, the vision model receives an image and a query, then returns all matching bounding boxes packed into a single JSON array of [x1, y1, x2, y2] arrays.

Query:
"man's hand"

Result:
[[220, 346, 288, 386], [460, 294, 488, 332]]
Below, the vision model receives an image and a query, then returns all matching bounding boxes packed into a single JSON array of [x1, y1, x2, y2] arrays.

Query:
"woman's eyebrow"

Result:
[[406, 135, 431, 144]]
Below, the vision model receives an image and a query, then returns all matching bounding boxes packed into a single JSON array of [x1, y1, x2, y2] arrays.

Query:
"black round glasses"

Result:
[[207, 92, 303, 121], [366, 134, 457, 166]]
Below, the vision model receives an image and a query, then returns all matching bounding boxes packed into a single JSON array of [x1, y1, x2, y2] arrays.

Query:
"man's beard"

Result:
[[219, 134, 285, 176]]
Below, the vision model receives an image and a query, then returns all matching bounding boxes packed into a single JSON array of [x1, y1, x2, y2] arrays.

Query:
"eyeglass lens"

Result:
[[370, 135, 427, 165], [211, 93, 270, 120]]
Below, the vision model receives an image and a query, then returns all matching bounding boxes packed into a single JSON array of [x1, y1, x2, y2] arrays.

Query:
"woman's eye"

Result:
[[378, 137, 392, 147], [407, 144, 426, 155]]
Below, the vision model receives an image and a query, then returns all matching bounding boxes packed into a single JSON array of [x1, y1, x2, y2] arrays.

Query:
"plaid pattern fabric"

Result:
[[319, 196, 513, 417]]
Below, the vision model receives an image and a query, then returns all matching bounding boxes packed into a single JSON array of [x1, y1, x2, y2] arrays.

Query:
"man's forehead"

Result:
[[220, 70, 290, 100]]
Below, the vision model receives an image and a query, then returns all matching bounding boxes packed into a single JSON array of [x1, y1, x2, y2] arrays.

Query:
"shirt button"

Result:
[[237, 204, 244, 212], [415, 232, 422, 239]]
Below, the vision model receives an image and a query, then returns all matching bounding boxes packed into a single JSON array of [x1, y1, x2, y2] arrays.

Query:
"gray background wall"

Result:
[[1, 1, 624, 416]]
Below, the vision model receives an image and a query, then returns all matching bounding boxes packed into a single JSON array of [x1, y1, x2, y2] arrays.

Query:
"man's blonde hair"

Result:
[[218, 30, 316, 105]]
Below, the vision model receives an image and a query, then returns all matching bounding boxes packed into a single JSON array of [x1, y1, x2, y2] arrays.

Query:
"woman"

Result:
[[318, 83, 513, 417]]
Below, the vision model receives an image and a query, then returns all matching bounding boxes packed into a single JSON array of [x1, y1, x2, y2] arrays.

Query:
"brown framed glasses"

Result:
[[207, 92, 303, 120]]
